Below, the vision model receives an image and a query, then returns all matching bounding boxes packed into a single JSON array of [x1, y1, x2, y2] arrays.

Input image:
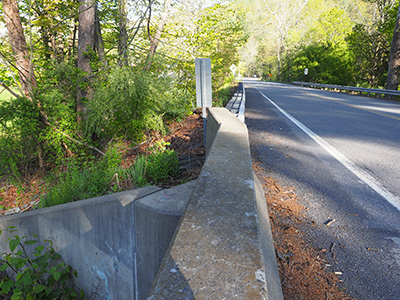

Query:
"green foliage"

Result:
[[42, 147, 122, 207], [214, 75, 237, 107], [0, 0, 237, 187], [165, 3, 247, 100], [125, 155, 148, 188], [0, 61, 85, 180], [0, 226, 84, 299], [305, 8, 353, 47], [123, 140, 179, 187], [237, 0, 399, 87], [345, 2, 398, 87], [0, 97, 41, 180], [86, 66, 190, 141], [37, 62, 82, 164], [41, 140, 179, 207], [145, 140, 179, 185], [0, 89, 16, 103], [278, 7, 356, 84], [282, 43, 355, 85]]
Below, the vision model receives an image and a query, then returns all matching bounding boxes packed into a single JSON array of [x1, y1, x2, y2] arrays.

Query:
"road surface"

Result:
[[244, 78, 400, 300]]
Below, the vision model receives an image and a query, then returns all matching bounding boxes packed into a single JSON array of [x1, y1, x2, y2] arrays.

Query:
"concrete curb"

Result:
[[148, 108, 283, 299]]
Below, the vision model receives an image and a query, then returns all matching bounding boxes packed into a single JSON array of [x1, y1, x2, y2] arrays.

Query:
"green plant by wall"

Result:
[[0, 97, 41, 180], [214, 75, 237, 107], [85, 66, 190, 142], [123, 140, 179, 188], [146, 140, 179, 185], [124, 155, 148, 188], [41, 146, 123, 207], [41, 141, 179, 208], [0, 226, 84, 300]]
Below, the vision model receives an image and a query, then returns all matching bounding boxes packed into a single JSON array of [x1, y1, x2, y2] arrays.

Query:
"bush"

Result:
[[0, 97, 42, 180], [0, 63, 191, 183], [146, 140, 179, 184], [124, 155, 148, 188], [214, 75, 237, 107], [0, 62, 83, 180], [41, 140, 179, 208], [85, 66, 191, 141], [123, 140, 179, 187], [0, 226, 84, 299], [41, 147, 122, 207]]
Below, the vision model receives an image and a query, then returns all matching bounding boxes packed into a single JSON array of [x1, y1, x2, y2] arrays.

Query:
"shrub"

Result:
[[146, 140, 179, 184], [0, 97, 42, 180], [0, 226, 84, 299], [42, 147, 122, 207], [86, 66, 191, 141], [123, 140, 179, 187], [124, 155, 148, 188]]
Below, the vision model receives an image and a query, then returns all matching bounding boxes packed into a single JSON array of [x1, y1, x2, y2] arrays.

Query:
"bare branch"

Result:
[[0, 82, 20, 98], [58, 131, 106, 156]]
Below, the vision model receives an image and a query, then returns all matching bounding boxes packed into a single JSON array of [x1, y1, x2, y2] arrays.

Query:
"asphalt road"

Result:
[[244, 78, 400, 300]]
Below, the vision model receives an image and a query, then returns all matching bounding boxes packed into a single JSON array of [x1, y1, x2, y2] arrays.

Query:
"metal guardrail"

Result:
[[292, 81, 400, 98], [226, 82, 246, 122]]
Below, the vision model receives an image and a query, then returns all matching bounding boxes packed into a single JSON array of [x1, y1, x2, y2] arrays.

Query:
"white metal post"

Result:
[[195, 58, 212, 147]]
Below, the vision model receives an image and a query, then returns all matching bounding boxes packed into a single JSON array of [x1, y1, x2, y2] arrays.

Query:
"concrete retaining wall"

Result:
[[0, 182, 195, 300], [149, 108, 283, 299]]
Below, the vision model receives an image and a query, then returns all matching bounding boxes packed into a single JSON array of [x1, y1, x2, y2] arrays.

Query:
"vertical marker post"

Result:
[[195, 58, 212, 148]]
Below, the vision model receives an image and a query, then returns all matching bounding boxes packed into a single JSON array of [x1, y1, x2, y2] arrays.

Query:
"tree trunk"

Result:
[[144, 0, 172, 70], [2, 0, 37, 96], [386, 3, 400, 91], [94, 5, 107, 65], [118, 0, 128, 65], [69, 17, 78, 59], [77, 0, 96, 123]]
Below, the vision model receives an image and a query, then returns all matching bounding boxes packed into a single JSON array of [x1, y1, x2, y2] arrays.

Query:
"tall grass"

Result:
[[41, 141, 179, 207]]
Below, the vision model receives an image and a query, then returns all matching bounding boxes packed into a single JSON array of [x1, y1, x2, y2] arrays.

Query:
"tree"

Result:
[[144, 0, 172, 70], [386, 2, 400, 90], [77, 0, 96, 122], [2, 0, 37, 96], [167, 3, 246, 77], [118, 0, 128, 65], [261, 0, 309, 76]]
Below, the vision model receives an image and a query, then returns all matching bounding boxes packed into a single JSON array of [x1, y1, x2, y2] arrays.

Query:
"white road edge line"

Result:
[[257, 89, 400, 212]]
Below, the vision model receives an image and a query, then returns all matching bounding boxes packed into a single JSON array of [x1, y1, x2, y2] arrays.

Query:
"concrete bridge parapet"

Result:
[[148, 108, 283, 299]]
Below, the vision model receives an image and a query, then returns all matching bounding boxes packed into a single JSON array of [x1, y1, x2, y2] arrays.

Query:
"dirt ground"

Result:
[[0, 112, 354, 299], [253, 162, 354, 300]]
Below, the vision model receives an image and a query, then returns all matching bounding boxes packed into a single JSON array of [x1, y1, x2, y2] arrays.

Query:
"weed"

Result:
[[0, 226, 84, 299], [126, 155, 148, 188], [123, 140, 179, 187], [41, 147, 123, 207], [146, 141, 179, 184]]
